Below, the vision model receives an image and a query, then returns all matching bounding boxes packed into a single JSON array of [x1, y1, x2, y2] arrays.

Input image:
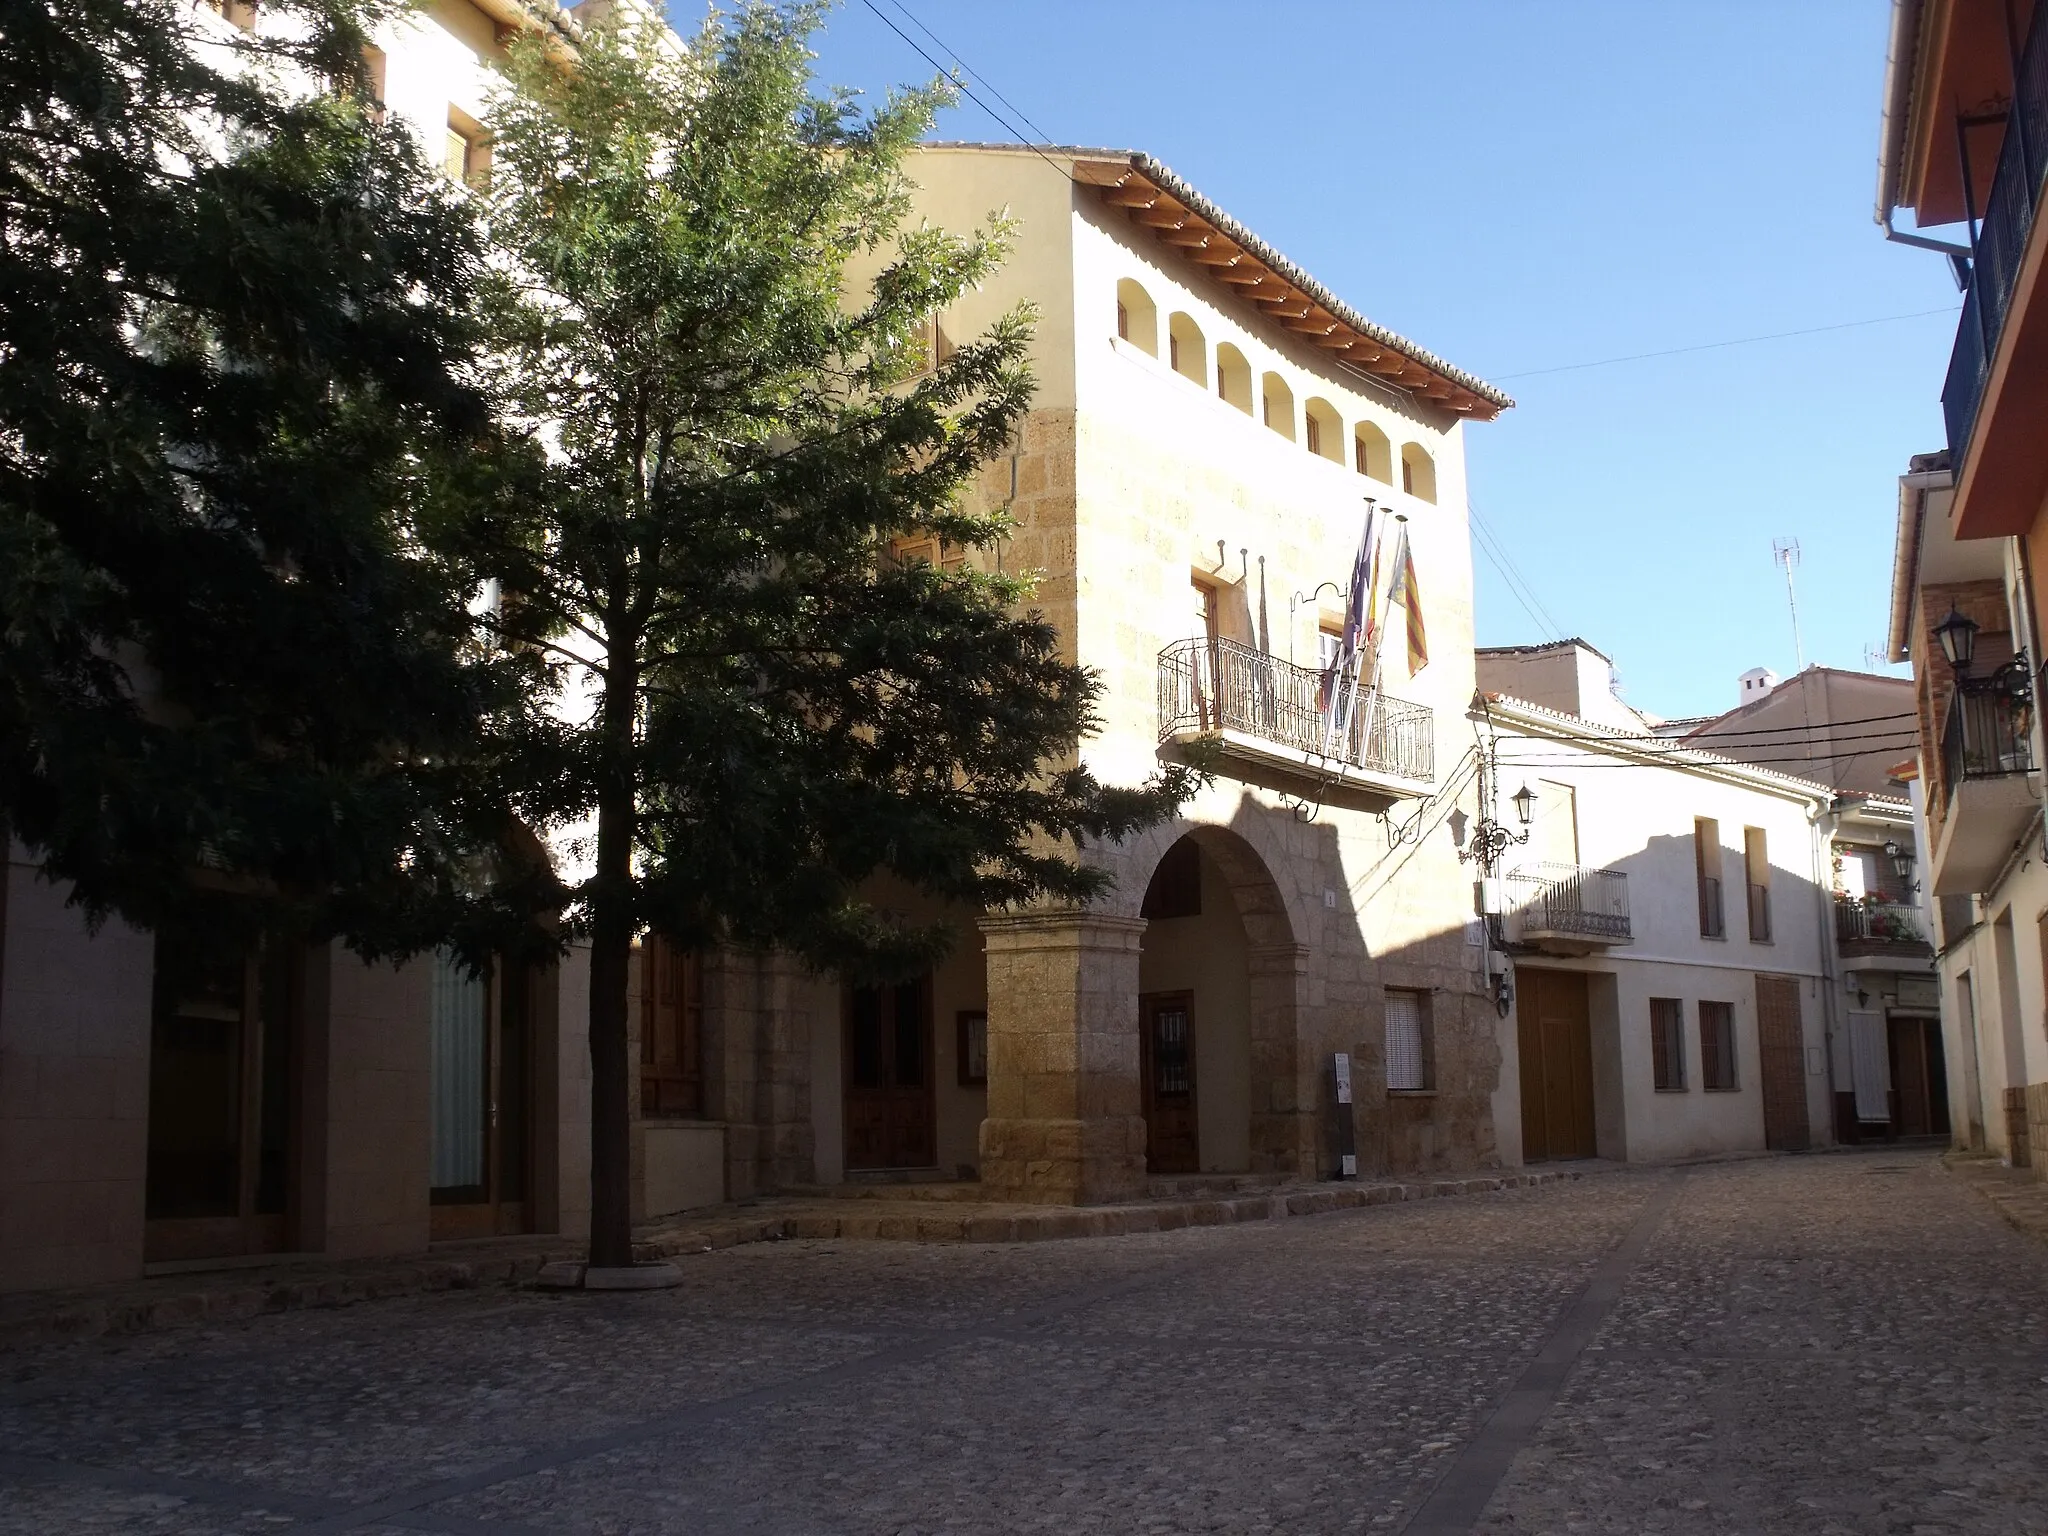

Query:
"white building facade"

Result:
[[1477, 646, 1840, 1165]]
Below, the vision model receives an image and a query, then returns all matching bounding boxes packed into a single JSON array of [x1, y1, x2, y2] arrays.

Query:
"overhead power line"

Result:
[[857, 0, 1073, 185], [1491, 306, 1962, 382], [1673, 709, 1918, 737], [878, 0, 1057, 145]]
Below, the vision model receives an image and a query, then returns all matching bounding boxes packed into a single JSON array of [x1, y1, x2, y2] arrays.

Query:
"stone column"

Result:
[[978, 911, 1147, 1205], [1247, 942, 1312, 1177]]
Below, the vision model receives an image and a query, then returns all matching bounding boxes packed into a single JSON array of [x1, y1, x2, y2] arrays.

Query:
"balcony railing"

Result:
[[1833, 895, 1931, 953], [1506, 863, 1631, 942], [1156, 636, 1434, 784], [1944, 0, 2048, 462], [1941, 680, 2035, 802], [1698, 874, 1725, 939], [1747, 882, 1772, 942]]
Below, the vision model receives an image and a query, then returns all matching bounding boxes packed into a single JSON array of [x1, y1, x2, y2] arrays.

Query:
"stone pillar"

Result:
[[979, 911, 1147, 1205], [1247, 942, 1312, 1177]]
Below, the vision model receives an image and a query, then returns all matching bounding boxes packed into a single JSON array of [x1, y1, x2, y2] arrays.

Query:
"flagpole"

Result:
[[1355, 514, 1408, 765], [1338, 514, 1382, 756], [1322, 499, 1376, 755]]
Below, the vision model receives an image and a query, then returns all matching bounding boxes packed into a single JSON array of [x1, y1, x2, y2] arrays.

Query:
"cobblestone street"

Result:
[[4, 1150, 2045, 1535]]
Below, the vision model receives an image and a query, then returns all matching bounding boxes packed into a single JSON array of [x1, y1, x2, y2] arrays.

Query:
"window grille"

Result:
[[1695, 818, 1724, 938], [1699, 999, 1737, 1091], [1651, 997, 1686, 1091], [1385, 989, 1430, 1091]]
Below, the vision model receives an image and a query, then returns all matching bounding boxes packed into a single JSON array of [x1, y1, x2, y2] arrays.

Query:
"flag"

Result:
[[1319, 506, 1377, 721], [1377, 522, 1429, 676]]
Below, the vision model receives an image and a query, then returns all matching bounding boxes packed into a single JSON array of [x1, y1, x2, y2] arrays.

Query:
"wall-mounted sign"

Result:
[[1895, 975, 1939, 1010]]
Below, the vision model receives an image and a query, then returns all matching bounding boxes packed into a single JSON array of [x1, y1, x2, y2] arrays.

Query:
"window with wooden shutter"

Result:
[[1744, 827, 1771, 941], [640, 938, 704, 1117], [1385, 988, 1431, 1091], [1695, 818, 1724, 938], [1698, 999, 1737, 1091], [1650, 997, 1686, 1091], [889, 533, 966, 573], [443, 109, 491, 189]]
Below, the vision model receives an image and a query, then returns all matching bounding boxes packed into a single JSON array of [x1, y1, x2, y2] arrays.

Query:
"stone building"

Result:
[[632, 145, 1518, 1210], [0, 0, 605, 1296], [2, 48, 1530, 1293]]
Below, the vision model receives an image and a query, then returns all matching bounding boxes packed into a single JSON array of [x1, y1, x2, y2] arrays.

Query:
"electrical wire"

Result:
[[1490, 306, 1964, 382], [855, 0, 1075, 186], [878, 0, 1058, 146], [1468, 498, 1567, 643], [1468, 522, 1560, 643], [1666, 708, 1918, 737]]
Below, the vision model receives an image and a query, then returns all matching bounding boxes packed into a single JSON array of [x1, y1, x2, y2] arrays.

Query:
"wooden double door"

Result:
[[428, 952, 534, 1240], [844, 976, 936, 1171], [1141, 991, 1200, 1175], [1517, 968, 1596, 1163], [144, 934, 298, 1263]]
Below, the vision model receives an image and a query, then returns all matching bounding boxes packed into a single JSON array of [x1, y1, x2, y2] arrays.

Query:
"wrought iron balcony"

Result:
[[1505, 862, 1631, 954], [1929, 671, 2041, 895], [1156, 637, 1434, 794], [1940, 679, 2034, 800], [1944, 0, 2048, 464], [1833, 895, 1933, 960]]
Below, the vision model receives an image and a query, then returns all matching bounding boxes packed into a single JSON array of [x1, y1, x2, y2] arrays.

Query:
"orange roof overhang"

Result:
[[1068, 153, 1511, 420]]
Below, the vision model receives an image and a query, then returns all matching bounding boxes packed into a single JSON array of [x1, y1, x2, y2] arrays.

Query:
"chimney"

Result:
[[1738, 666, 1780, 706]]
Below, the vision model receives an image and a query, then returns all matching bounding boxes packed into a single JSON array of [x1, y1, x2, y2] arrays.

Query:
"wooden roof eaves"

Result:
[[1072, 151, 1512, 419]]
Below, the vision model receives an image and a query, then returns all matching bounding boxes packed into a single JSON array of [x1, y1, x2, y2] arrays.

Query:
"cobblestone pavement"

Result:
[[3, 1149, 2043, 1535]]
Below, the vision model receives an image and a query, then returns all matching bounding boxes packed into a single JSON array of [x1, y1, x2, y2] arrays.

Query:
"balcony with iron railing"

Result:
[[1941, 678, 2035, 795], [1929, 675, 2041, 894], [1944, 0, 2048, 469], [1833, 895, 1934, 961], [1156, 636, 1434, 799], [1504, 862, 1631, 955]]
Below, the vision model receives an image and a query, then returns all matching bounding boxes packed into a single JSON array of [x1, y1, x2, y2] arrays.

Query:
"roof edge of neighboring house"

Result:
[[1474, 637, 1614, 664], [1680, 663, 1916, 742], [1832, 789, 1917, 821], [1888, 452, 1952, 662], [1478, 692, 1837, 805], [1876, 0, 1927, 223], [917, 142, 1511, 416]]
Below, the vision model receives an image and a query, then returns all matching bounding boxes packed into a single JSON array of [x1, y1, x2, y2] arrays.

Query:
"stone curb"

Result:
[[1946, 1155, 2048, 1244], [0, 1168, 1581, 1352]]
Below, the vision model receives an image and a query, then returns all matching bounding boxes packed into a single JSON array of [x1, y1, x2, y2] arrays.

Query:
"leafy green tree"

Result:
[[0, 0, 544, 956], [475, 1, 1193, 1268]]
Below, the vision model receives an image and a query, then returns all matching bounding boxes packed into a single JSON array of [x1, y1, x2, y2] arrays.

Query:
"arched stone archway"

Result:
[[978, 813, 1321, 1204]]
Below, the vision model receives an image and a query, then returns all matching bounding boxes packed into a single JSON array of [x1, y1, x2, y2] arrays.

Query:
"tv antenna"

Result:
[[1773, 538, 1804, 670]]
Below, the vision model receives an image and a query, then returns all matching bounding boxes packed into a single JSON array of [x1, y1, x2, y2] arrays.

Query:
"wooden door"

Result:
[[844, 976, 936, 1171], [1141, 991, 1201, 1175], [429, 953, 533, 1240], [1755, 974, 1810, 1152], [1888, 1015, 1950, 1137], [1516, 968, 1595, 1162], [145, 935, 296, 1263]]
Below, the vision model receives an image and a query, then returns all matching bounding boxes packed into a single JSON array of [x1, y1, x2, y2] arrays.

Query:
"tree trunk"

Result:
[[585, 846, 634, 1269], [586, 644, 639, 1271]]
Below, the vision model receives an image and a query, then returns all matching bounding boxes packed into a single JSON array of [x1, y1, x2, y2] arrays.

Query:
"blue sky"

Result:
[[787, 0, 1960, 720]]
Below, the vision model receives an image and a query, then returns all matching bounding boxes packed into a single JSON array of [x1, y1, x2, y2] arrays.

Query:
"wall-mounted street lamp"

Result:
[[1934, 606, 1980, 672], [1884, 840, 1918, 893], [1460, 782, 1536, 869]]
